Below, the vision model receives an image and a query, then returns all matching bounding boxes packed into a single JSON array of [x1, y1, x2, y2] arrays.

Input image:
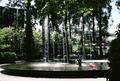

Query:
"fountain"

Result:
[[1, 32, 109, 78], [1, 59, 110, 78], [1, 60, 81, 78], [0, 12, 109, 78], [1, 41, 81, 77]]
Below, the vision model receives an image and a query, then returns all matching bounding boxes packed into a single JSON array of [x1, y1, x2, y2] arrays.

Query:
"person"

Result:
[[64, 55, 67, 63], [77, 54, 82, 67], [89, 63, 96, 70]]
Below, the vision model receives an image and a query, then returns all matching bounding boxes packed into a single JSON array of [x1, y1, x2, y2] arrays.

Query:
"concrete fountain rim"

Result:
[[1, 62, 80, 71], [0, 62, 108, 78]]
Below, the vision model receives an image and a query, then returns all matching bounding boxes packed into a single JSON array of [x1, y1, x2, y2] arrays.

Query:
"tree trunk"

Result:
[[69, 18, 72, 56], [92, 11, 97, 58], [98, 8, 103, 58], [81, 15, 85, 59], [41, 19, 45, 61], [25, 0, 35, 61], [62, 26, 66, 62], [51, 24, 55, 61], [88, 18, 92, 58], [64, 9, 69, 63], [47, 15, 50, 61]]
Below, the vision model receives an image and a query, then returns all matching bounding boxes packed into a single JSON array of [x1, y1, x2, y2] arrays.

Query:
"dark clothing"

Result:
[[78, 59, 81, 66], [77, 54, 82, 66]]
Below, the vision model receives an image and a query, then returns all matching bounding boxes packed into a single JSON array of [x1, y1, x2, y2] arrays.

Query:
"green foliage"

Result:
[[0, 27, 25, 51], [0, 27, 41, 58], [0, 28, 13, 49], [5, 0, 111, 61], [33, 31, 42, 58], [33, 31, 41, 45], [85, 47, 91, 54], [0, 52, 16, 58], [0, 52, 17, 63], [51, 31, 62, 42], [0, 44, 11, 49], [80, 7, 93, 16], [72, 35, 81, 53]]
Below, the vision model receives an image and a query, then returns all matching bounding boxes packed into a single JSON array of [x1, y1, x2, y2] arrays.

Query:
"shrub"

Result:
[[0, 52, 17, 63]]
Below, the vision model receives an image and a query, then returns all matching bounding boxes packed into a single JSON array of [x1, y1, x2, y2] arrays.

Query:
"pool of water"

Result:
[[1, 61, 109, 71]]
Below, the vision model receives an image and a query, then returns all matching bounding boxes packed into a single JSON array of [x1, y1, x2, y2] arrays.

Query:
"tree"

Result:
[[33, 0, 111, 62], [7, 0, 36, 61], [23, 0, 35, 61], [108, 24, 120, 81], [116, 0, 120, 9], [108, 1, 120, 81]]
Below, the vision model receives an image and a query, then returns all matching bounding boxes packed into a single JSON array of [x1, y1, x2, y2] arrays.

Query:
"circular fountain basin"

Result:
[[1, 62, 82, 78], [1, 62, 108, 78]]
